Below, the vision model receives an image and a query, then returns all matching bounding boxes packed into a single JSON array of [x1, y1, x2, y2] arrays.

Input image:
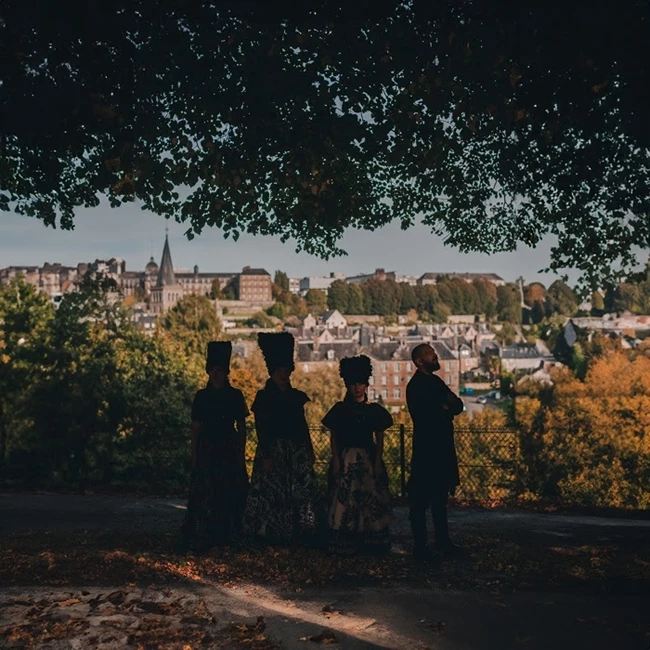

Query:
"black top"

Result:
[[406, 371, 463, 487], [252, 379, 311, 456], [321, 398, 393, 450], [192, 383, 249, 432]]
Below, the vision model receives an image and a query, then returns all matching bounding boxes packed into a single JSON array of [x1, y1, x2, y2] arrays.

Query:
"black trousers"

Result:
[[409, 483, 450, 550]]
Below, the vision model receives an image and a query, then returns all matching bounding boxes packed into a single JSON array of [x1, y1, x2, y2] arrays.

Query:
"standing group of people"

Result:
[[180, 332, 464, 560]]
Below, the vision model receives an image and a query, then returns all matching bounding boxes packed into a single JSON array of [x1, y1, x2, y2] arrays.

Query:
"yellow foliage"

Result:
[[532, 350, 650, 508]]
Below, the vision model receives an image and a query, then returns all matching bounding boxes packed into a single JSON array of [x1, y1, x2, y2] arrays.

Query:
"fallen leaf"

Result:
[[309, 630, 339, 644], [105, 590, 126, 606], [56, 598, 81, 607]]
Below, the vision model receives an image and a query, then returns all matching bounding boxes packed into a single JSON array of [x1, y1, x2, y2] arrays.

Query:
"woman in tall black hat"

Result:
[[179, 341, 249, 553], [243, 332, 322, 544], [321, 355, 394, 555]]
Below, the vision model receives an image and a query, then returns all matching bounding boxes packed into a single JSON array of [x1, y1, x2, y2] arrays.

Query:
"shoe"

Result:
[[413, 546, 441, 565], [435, 541, 466, 556]]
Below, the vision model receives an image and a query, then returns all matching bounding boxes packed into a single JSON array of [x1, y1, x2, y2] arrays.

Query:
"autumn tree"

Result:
[[292, 364, 345, 426], [472, 279, 498, 319], [222, 283, 237, 300], [209, 279, 223, 300], [496, 284, 522, 324], [524, 282, 547, 324], [545, 280, 578, 317], [346, 284, 365, 314], [159, 294, 222, 357], [230, 349, 268, 410], [326, 279, 350, 313], [399, 283, 418, 313], [304, 289, 328, 314], [266, 301, 286, 321], [273, 270, 290, 293], [0, 276, 55, 471], [523, 352, 650, 508], [245, 312, 275, 328], [590, 291, 605, 315]]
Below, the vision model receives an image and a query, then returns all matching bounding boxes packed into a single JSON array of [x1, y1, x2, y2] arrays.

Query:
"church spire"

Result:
[[156, 232, 176, 286]]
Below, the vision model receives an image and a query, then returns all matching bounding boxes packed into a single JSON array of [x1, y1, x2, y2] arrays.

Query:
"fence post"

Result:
[[399, 424, 406, 498]]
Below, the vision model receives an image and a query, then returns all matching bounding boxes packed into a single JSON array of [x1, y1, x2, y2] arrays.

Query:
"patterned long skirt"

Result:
[[181, 457, 249, 553], [243, 439, 323, 545], [328, 447, 393, 556]]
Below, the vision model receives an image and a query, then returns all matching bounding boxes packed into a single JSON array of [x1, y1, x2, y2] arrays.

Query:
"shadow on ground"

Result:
[[1, 493, 649, 649]]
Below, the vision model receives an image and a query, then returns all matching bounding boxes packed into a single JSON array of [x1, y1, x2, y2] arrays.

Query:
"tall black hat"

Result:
[[258, 332, 295, 374], [339, 355, 373, 385], [206, 341, 232, 371]]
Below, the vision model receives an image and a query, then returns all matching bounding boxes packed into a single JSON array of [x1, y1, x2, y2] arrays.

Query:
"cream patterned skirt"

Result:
[[328, 447, 393, 555]]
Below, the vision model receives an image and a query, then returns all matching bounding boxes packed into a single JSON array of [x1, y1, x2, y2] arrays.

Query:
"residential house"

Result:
[[300, 313, 317, 332], [320, 309, 347, 329], [500, 343, 554, 373], [296, 328, 358, 372], [363, 339, 460, 405]]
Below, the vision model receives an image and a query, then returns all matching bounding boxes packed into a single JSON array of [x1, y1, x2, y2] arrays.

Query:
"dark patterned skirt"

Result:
[[180, 451, 248, 553], [328, 447, 393, 556], [243, 439, 323, 545]]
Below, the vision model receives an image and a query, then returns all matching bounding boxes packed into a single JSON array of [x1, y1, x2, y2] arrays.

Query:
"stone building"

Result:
[[235, 267, 272, 302], [296, 328, 358, 372], [149, 235, 184, 315], [364, 339, 460, 405], [346, 268, 396, 284], [176, 266, 235, 298]]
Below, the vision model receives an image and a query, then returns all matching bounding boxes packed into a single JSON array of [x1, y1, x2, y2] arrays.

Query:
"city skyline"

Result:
[[2, 201, 577, 285]]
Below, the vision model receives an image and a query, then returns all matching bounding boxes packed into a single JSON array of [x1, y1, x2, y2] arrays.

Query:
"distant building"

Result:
[[296, 328, 358, 371], [363, 339, 460, 404], [301, 314, 317, 331], [289, 277, 301, 294], [320, 309, 347, 329], [235, 266, 272, 302], [418, 272, 506, 287], [395, 274, 418, 286], [176, 266, 235, 298], [150, 234, 183, 315], [299, 272, 345, 295], [500, 343, 553, 372], [346, 268, 396, 284]]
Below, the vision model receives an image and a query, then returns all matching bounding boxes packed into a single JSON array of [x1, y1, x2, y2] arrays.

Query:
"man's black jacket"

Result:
[[406, 370, 464, 492]]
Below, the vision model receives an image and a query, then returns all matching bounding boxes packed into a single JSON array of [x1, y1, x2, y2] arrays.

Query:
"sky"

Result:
[[1, 202, 576, 286]]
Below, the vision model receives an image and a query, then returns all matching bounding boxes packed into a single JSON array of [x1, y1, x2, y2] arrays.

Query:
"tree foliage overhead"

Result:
[[2, 0, 649, 288]]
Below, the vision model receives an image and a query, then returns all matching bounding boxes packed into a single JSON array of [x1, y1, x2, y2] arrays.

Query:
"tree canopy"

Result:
[[2, 0, 649, 289]]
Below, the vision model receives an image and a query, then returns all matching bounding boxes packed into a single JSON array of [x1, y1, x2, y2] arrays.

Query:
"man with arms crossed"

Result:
[[406, 343, 464, 561]]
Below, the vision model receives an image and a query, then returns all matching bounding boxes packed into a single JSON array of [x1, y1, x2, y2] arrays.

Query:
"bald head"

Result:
[[411, 343, 440, 373], [411, 343, 432, 364]]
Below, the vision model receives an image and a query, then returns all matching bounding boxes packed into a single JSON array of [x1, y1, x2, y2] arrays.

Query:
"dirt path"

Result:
[[1, 493, 649, 649], [4, 491, 650, 540]]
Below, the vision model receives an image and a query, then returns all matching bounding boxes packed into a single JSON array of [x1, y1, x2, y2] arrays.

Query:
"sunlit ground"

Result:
[[1, 524, 648, 649]]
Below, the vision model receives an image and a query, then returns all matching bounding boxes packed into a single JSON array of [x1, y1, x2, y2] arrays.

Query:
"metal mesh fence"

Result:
[[100, 425, 521, 502], [0, 424, 521, 502], [298, 425, 520, 502]]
